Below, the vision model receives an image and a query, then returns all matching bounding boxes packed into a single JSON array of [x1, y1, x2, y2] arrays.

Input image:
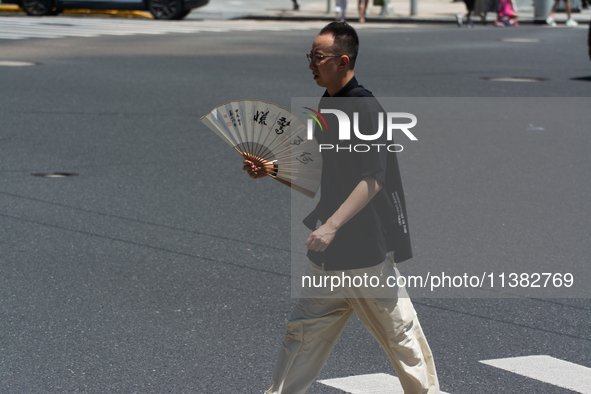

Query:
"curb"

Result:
[[243, 14, 458, 24]]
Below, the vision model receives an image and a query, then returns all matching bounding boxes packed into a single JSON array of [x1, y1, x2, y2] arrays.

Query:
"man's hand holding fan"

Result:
[[200, 100, 322, 198]]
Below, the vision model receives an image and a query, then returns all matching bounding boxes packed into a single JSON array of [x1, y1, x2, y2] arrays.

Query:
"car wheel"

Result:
[[22, 0, 54, 16], [148, 0, 184, 20]]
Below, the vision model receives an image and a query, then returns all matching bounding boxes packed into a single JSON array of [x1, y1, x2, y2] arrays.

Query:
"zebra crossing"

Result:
[[319, 355, 591, 393], [0, 16, 407, 40], [480, 355, 591, 394]]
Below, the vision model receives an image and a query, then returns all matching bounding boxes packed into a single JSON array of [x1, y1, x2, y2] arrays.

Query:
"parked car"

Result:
[[4, 0, 209, 19]]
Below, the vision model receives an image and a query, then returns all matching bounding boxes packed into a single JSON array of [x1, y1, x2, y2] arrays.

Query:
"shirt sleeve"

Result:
[[352, 103, 387, 185]]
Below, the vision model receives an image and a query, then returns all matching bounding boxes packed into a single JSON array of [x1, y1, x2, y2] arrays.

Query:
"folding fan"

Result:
[[200, 100, 322, 198]]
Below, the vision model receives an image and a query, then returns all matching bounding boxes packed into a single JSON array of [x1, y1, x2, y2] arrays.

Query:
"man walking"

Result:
[[244, 22, 439, 394]]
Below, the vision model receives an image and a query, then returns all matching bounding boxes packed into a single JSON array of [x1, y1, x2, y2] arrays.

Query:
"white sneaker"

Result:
[[545, 16, 557, 26], [565, 19, 578, 26]]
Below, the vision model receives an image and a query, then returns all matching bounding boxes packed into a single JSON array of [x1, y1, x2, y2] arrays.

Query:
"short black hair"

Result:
[[319, 22, 359, 69]]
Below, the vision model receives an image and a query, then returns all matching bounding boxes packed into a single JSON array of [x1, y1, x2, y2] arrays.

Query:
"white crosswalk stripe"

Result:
[[318, 356, 591, 393], [0, 16, 404, 40], [480, 355, 591, 394], [319, 373, 450, 394]]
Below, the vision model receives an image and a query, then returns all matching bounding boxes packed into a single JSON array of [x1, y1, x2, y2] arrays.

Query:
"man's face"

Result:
[[309, 33, 342, 88]]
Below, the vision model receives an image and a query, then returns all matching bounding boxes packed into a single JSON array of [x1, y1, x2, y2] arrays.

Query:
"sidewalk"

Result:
[[232, 0, 591, 24], [1, 0, 589, 24]]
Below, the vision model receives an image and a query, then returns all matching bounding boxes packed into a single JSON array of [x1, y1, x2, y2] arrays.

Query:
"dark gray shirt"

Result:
[[305, 77, 413, 270]]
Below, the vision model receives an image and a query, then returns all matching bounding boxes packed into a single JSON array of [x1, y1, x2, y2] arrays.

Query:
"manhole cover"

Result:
[[32, 172, 79, 178], [502, 38, 541, 43], [482, 77, 547, 82], [0, 61, 38, 67]]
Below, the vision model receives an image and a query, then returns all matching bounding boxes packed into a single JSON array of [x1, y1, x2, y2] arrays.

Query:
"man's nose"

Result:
[[309, 61, 317, 71]]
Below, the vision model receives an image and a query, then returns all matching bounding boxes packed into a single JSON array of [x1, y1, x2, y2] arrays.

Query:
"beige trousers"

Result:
[[266, 256, 439, 394]]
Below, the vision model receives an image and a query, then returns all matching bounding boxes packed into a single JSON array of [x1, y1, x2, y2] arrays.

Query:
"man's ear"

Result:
[[338, 55, 350, 71]]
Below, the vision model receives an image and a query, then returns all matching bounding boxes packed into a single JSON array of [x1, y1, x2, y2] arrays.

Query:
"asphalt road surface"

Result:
[[1, 17, 590, 393]]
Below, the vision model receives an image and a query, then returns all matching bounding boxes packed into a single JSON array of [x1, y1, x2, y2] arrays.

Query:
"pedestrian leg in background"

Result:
[[474, 0, 488, 24], [474, 0, 498, 24], [546, 0, 579, 26], [457, 0, 476, 27], [292, 0, 299, 11], [358, 0, 369, 22], [335, 0, 348, 21], [588, 21, 591, 60], [496, 0, 518, 26]]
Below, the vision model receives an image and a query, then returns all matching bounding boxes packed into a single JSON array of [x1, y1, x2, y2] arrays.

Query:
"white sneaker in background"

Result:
[[565, 19, 578, 26], [545, 16, 557, 26]]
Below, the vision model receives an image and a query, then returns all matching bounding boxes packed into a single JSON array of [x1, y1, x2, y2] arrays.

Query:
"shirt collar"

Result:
[[322, 76, 359, 98]]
